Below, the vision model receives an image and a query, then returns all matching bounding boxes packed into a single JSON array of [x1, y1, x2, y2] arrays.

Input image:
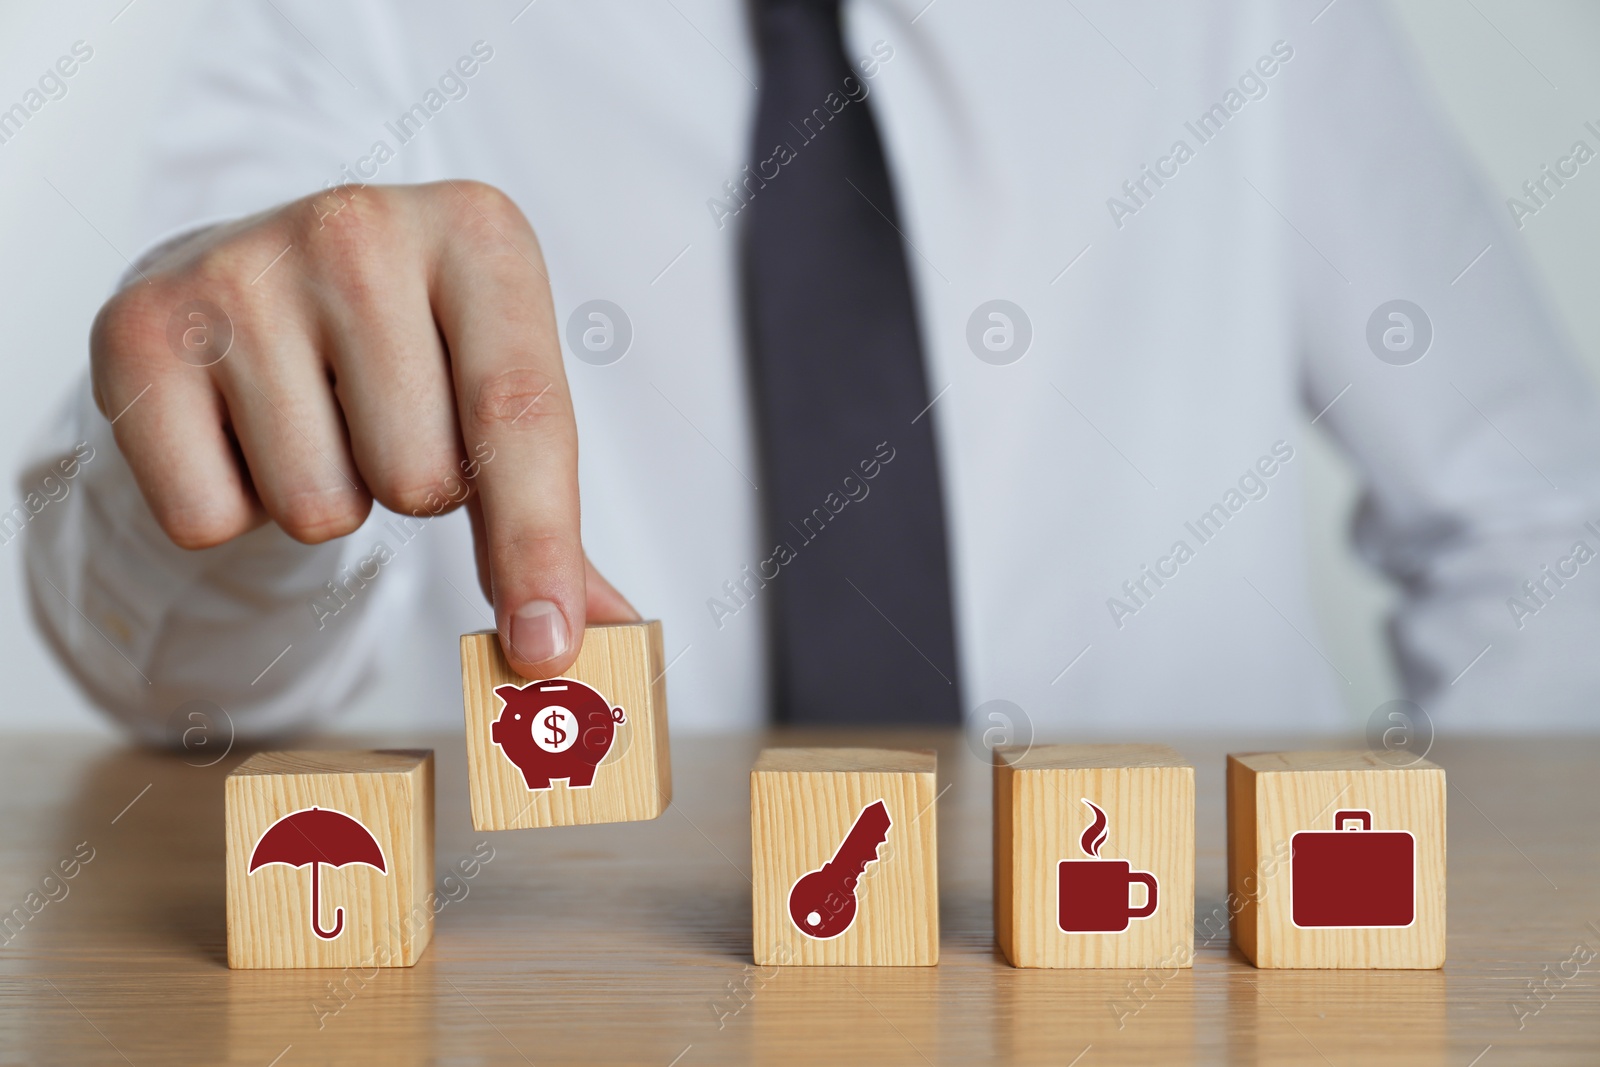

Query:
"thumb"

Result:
[[585, 557, 640, 623]]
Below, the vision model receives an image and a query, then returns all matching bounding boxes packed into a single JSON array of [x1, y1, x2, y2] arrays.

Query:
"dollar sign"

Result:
[[542, 710, 568, 750]]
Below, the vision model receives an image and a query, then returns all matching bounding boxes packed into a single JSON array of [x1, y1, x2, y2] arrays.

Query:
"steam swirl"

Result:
[[1080, 798, 1108, 857]]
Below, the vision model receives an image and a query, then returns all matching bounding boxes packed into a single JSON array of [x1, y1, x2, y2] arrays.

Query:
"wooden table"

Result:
[[1, 731, 1595, 1065]]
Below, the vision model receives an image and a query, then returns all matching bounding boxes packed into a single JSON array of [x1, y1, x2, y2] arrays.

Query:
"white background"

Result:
[[2, 0, 1598, 734]]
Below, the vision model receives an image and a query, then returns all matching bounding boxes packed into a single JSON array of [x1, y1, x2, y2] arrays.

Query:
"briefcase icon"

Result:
[[1290, 809, 1414, 928]]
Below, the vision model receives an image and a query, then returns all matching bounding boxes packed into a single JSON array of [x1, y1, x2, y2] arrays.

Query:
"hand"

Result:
[[89, 180, 636, 678]]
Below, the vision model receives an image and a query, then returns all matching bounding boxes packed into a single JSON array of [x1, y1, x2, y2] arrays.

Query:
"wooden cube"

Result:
[[1227, 750, 1446, 968], [226, 750, 434, 969], [460, 622, 671, 831], [750, 748, 938, 966], [994, 743, 1194, 968]]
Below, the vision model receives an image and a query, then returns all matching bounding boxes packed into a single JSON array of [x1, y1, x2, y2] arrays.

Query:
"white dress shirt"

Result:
[[23, 0, 1600, 739]]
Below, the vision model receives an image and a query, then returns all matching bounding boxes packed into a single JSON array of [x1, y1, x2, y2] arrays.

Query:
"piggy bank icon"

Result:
[[490, 678, 626, 790]]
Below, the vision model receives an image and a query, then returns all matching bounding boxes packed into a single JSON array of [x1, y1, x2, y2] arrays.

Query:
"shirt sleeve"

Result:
[[1284, 1, 1600, 728], [22, 375, 424, 742], [21, 0, 430, 742]]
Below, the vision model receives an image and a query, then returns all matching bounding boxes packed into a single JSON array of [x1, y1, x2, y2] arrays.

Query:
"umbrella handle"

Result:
[[310, 861, 345, 940]]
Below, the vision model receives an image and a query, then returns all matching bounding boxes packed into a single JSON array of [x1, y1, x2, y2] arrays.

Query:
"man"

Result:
[[24, 0, 1600, 739]]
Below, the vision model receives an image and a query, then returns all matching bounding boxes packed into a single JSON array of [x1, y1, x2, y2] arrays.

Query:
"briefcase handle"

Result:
[[1333, 809, 1372, 831]]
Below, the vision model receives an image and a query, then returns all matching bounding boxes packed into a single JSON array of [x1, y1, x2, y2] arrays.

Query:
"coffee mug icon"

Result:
[[1058, 858, 1158, 933], [1058, 798, 1159, 933]]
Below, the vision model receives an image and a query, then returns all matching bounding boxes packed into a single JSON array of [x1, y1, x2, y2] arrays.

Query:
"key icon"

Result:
[[787, 800, 893, 939]]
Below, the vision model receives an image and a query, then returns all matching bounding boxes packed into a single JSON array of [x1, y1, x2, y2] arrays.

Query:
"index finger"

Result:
[[430, 183, 584, 677]]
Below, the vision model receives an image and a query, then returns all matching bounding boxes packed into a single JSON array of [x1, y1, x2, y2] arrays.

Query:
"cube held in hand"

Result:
[[460, 622, 671, 831]]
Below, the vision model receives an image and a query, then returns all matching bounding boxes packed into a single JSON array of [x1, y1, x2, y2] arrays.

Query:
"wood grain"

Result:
[[751, 747, 938, 966], [4, 732, 1596, 1064], [995, 744, 1194, 968], [1227, 750, 1446, 968], [225, 750, 433, 969], [459, 622, 671, 831]]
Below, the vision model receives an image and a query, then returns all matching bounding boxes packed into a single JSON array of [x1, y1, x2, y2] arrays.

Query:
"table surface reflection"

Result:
[[0, 730, 1594, 1065]]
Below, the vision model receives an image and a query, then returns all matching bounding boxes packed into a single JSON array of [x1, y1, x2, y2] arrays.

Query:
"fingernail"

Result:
[[509, 600, 569, 665]]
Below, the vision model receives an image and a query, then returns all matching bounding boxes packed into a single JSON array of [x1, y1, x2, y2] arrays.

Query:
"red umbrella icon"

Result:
[[248, 807, 387, 940]]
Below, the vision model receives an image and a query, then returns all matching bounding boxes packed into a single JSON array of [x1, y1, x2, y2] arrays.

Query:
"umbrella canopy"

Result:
[[249, 807, 387, 940]]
